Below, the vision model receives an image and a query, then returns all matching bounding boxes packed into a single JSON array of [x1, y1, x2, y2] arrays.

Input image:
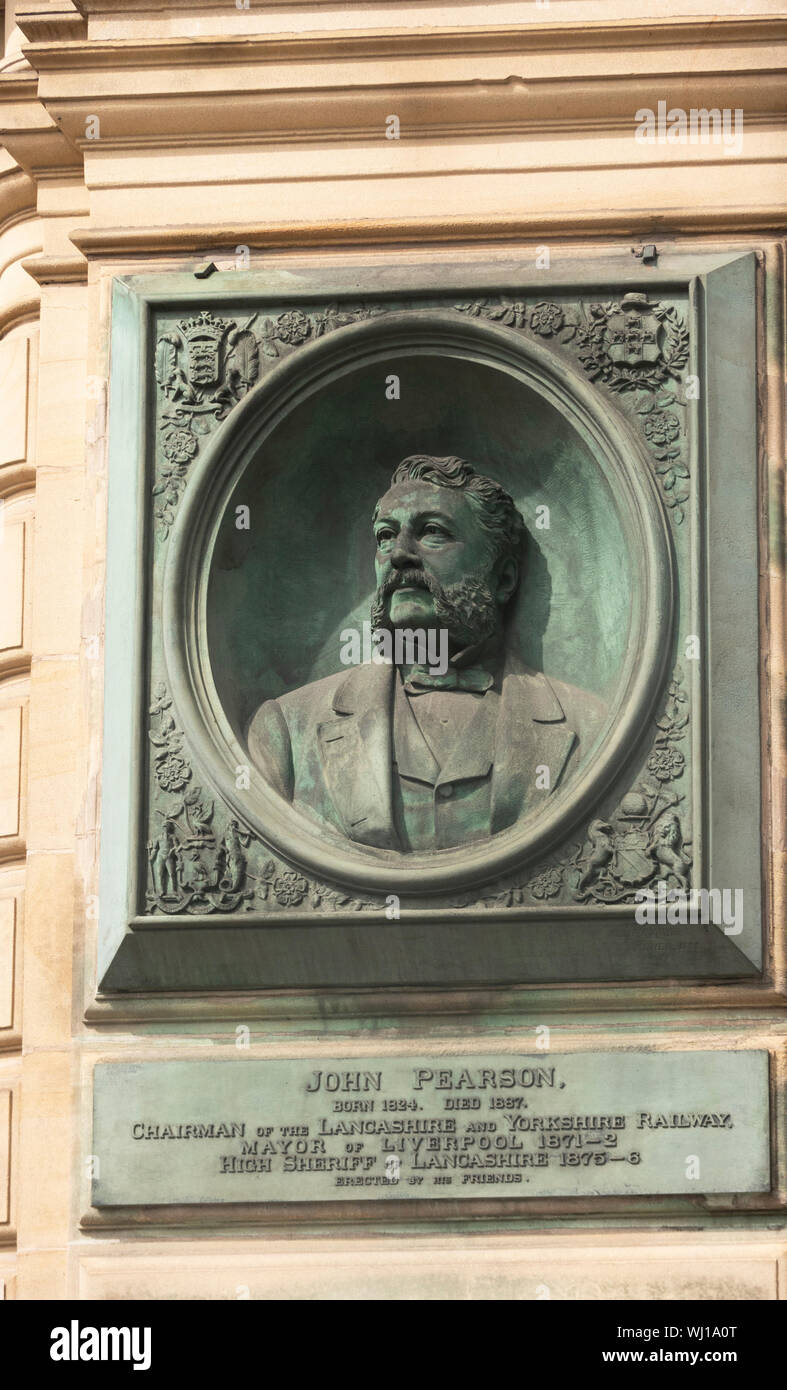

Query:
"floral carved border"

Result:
[[153, 292, 692, 535], [145, 289, 694, 916], [454, 292, 692, 523]]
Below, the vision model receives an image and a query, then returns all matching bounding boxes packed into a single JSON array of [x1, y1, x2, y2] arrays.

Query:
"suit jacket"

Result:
[[247, 653, 608, 850]]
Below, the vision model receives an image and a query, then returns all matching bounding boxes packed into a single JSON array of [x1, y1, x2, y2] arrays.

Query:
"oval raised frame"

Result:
[[163, 309, 676, 894]]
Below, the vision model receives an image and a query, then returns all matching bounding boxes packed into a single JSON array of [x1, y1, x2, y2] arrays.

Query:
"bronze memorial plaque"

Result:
[[91, 1052, 770, 1207], [93, 256, 774, 1240], [100, 263, 763, 994]]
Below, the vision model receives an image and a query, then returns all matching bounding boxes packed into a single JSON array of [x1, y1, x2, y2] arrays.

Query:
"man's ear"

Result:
[[495, 557, 519, 605]]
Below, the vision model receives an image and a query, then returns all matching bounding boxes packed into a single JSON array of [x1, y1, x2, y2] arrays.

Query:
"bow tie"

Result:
[[402, 665, 495, 695]]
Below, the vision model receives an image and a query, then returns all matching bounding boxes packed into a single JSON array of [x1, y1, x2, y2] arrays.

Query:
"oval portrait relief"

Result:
[[163, 311, 674, 894]]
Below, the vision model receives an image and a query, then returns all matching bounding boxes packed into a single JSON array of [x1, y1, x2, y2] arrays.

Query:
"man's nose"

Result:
[[390, 534, 420, 569]]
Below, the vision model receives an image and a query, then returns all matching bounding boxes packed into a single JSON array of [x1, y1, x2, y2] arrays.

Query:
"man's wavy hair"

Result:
[[376, 454, 526, 575]]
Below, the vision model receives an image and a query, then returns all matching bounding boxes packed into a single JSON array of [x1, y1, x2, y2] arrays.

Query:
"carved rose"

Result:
[[156, 753, 191, 792], [272, 871, 308, 906], [647, 746, 685, 782], [275, 310, 311, 345], [643, 411, 680, 447], [529, 867, 563, 900], [162, 429, 198, 464], [530, 302, 564, 336]]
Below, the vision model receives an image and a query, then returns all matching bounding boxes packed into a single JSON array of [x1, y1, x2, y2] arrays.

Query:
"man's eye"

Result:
[[423, 523, 448, 538], [376, 529, 395, 545]]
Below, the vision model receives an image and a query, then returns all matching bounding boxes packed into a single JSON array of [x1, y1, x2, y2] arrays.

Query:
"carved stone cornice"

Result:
[[68, 209, 787, 263], [0, 73, 81, 176], [27, 15, 787, 61], [19, 21, 787, 151], [6, 13, 785, 234], [14, 3, 87, 46], [20, 252, 87, 284]]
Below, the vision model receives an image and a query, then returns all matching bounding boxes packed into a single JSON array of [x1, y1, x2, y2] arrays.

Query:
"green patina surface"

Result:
[[98, 255, 763, 993], [92, 1051, 770, 1207]]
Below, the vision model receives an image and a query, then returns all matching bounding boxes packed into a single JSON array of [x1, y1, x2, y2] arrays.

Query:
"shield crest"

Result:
[[611, 829, 655, 884], [606, 308, 661, 367], [186, 335, 222, 389]]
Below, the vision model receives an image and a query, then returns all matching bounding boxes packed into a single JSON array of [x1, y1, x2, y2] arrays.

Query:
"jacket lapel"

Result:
[[316, 663, 396, 848], [436, 696, 498, 785], [491, 657, 577, 833], [314, 655, 577, 845]]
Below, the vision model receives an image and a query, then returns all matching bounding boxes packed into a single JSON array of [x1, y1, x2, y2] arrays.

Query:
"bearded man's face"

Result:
[[370, 479, 509, 651]]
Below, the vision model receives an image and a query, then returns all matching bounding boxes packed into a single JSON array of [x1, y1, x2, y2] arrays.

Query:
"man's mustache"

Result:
[[377, 568, 442, 602], [370, 565, 501, 647]]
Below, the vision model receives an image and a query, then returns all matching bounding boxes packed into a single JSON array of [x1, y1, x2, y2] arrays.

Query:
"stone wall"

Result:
[[0, 0, 785, 1300]]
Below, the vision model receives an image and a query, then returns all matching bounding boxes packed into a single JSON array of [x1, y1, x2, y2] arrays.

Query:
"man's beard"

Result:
[[370, 567, 501, 651]]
